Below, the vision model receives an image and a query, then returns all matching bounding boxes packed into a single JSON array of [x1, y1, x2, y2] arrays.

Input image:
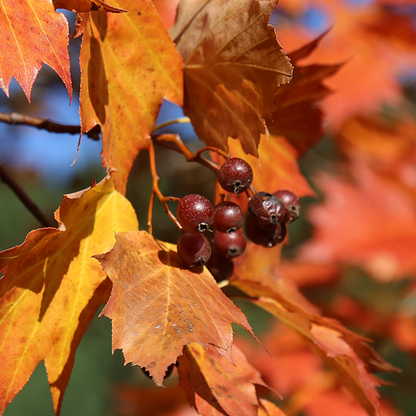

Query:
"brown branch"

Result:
[[0, 112, 101, 140], [0, 163, 54, 228]]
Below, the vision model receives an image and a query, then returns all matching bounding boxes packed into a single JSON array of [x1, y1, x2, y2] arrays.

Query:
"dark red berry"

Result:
[[177, 233, 211, 267], [273, 190, 301, 224], [218, 157, 253, 194], [177, 194, 214, 233], [206, 248, 234, 282], [248, 192, 287, 228], [245, 213, 287, 247], [213, 229, 247, 258], [214, 201, 244, 233]]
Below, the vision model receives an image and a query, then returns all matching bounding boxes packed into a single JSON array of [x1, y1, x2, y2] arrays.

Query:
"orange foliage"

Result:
[[79, 0, 183, 194], [95, 231, 255, 386], [0, 0, 72, 101], [170, 0, 293, 156], [0, 173, 138, 414]]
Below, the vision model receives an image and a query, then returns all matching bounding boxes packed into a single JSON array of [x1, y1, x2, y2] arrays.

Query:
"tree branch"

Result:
[[0, 112, 101, 140], [0, 163, 54, 228]]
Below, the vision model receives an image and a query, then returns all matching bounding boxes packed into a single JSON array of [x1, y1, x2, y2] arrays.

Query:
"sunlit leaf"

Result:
[[0, 172, 138, 415], [79, 0, 183, 194], [95, 231, 255, 386], [0, 0, 71, 100], [170, 0, 293, 156]]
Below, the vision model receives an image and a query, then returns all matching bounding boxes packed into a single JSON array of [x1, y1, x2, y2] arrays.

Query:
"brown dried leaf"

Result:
[[170, 0, 293, 156], [178, 343, 271, 416], [266, 33, 341, 155], [95, 231, 255, 386]]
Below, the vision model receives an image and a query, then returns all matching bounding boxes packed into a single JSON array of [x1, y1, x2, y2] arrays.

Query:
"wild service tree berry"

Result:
[[248, 192, 287, 228], [177, 194, 214, 233], [212, 228, 247, 258], [213, 201, 245, 233], [245, 212, 287, 247], [218, 157, 253, 194], [273, 190, 301, 224], [177, 232, 212, 267], [206, 248, 234, 282]]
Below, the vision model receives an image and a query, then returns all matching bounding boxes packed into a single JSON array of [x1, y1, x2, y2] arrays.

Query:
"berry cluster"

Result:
[[175, 158, 301, 281]]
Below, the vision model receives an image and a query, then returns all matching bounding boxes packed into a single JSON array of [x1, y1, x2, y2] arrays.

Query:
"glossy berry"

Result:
[[248, 192, 287, 229], [218, 157, 253, 194], [245, 213, 287, 247], [273, 190, 301, 224], [213, 229, 247, 258], [214, 201, 244, 233], [177, 233, 211, 267], [206, 248, 234, 282], [177, 194, 214, 233]]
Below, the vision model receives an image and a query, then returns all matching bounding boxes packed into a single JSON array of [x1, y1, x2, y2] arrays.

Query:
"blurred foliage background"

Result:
[[1, 1, 416, 415]]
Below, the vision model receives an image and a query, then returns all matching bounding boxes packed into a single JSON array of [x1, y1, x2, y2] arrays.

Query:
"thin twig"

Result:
[[152, 134, 223, 173], [147, 141, 182, 234], [0, 163, 54, 228], [0, 112, 101, 140], [153, 117, 191, 132]]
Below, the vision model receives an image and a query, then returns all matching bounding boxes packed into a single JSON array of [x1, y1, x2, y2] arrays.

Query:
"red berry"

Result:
[[214, 201, 244, 233], [206, 248, 234, 282], [273, 190, 301, 224], [248, 192, 287, 228], [177, 233, 212, 267], [177, 194, 214, 233], [245, 212, 287, 247], [218, 158, 253, 194], [213, 229, 247, 258]]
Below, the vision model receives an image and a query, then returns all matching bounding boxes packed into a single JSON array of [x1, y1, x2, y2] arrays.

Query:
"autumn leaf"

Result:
[[53, 0, 126, 12], [178, 343, 272, 416], [0, 172, 138, 415], [229, 134, 315, 198], [267, 33, 342, 155], [170, 0, 293, 156], [229, 279, 397, 416], [0, 0, 72, 101], [299, 164, 416, 281], [275, 1, 416, 129], [79, 0, 183, 194], [95, 231, 256, 386]]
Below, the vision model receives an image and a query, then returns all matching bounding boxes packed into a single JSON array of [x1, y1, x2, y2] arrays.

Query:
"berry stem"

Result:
[[152, 134, 221, 173], [153, 117, 191, 132], [148, 141, 183, 234]]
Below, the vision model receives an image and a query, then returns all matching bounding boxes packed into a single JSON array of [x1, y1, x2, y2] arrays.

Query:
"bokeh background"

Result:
[[1, 0, 416, 415]]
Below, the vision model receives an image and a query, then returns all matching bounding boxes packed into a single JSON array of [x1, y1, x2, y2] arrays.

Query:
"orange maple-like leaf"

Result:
[[300, 164, 416, 281], [0, 0, 72, 101], [79, 0, 183, 194], [178, 343, 272, 416], [267, 33, 342, 156], [229, 278, 397, 416], [95, 231, 255, 386], [0, 172, 138, 415], [170, 0, 293, 156]]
